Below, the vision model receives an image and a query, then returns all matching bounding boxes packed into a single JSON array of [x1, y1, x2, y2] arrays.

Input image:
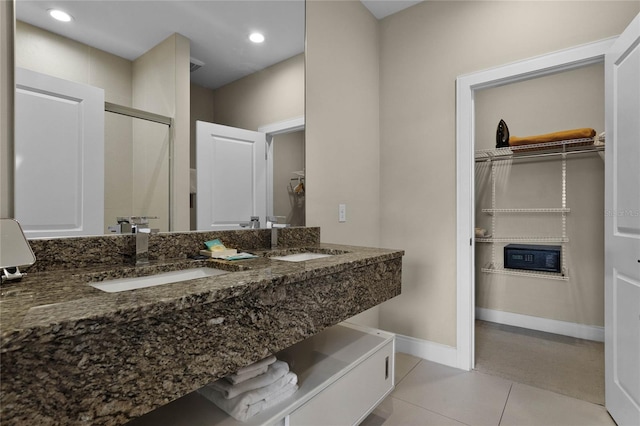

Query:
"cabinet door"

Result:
[[289, 341, 394, 426]]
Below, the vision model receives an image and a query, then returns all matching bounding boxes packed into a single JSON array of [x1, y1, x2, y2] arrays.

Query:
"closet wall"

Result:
[[474, 63, 605, 330]]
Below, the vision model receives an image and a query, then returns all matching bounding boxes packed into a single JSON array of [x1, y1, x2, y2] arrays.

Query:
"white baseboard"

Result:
[[476, 307, 604, 342], [394, 309, 603, 370], [395, 334, 459, 369]]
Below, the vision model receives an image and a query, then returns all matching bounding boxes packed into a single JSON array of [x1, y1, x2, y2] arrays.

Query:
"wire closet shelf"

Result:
[[473, 136, 605, 281]]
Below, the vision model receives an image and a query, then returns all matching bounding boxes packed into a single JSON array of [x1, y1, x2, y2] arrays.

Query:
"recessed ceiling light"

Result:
[[48, 9, 73, 22], [249, 32, 265, 44]]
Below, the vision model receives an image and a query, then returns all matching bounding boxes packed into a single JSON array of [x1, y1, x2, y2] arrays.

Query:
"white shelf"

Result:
[[476, 139, 572, 281], [129, 323, 395, 426], [481, 265, 569, 281], [476, 237, 569, 243], [482, 208, 570, 214], [475, 137, 601, 162]]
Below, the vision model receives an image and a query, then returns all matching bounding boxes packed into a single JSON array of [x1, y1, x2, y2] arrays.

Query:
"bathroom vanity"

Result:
[[0, 227, 403, 425]]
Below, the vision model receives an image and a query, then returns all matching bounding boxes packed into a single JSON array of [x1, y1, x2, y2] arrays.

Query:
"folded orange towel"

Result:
[[509, 128, 596, 146]]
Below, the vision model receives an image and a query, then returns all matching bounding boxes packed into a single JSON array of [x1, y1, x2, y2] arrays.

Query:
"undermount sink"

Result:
[[89, 267, 229, 293], [271, 252, 334, 262]]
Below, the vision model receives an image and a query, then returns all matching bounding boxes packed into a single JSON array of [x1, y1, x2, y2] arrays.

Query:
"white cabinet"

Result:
[[130, 323, 395, 426], [286, 327, 393, 426]]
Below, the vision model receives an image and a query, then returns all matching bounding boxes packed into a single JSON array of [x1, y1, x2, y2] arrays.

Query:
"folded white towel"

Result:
[[210, 360, 289, 399], [225, 365, 268, 385], [199, 372, 298, 422], [250, 382, 298, 416], [226, 355, 277, 384]]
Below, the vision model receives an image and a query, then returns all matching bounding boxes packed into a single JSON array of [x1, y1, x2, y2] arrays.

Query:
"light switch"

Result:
[[339, 204, 346, 222]]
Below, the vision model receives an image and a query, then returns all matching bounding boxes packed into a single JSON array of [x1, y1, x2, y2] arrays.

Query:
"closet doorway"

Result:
[[259, 117, 306, 227], [269, 130, 305, 227], [459, 20, 640, 424], [455, 37, 617, 393], [471, 63, 606, 404]]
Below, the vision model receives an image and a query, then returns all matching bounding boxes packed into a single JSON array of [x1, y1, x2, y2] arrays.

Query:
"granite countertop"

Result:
[[1, 227, 404, 425], [1, 243, 403, 349]]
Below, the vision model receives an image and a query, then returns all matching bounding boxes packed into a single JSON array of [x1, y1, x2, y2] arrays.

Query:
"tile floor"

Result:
[[360, 353, 616, 426], [474, 320, 605, 405]]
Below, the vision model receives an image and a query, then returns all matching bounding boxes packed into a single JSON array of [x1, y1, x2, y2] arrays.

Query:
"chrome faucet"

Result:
[[266, 216, 288, 248], [250, 216, 261, 229], [115, 216, 158, 265]]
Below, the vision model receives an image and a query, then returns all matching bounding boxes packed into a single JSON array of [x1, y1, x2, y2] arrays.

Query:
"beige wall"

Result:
[[132, 33, 191, 232], [190, 83, 215, 167], [104, 114, 134, 232], [211, 53, 305, 130], [475, 63, 605, 327], [306, 0, 380, 246], [306, 0, 381, 327], [1, 0, 14, 218], [15, 21, 132, 105], [133, 34, 191, 231], [377, 1, 638, 346], [189, 83, 215, 229]]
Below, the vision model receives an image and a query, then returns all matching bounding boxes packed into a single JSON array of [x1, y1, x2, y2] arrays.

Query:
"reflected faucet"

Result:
[[266, 216, 289, 249], [114, 216, 158, 265], [250, 216, 261, 229]]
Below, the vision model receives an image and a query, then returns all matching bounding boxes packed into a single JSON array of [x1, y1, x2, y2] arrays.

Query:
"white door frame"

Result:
[[258, 116, 305, 217], [455, 38, 616, 371]]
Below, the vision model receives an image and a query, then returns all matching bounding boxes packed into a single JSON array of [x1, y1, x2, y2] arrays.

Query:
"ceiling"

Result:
[[361, 0, 423, 20], [16, 0, 421, 90]]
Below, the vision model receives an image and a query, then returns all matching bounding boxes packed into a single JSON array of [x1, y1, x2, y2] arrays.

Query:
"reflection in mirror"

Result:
[[15, 66, 105, 239], [190, 48, 305, 229], [105, 111, 171, 234], [15, 1, 305, 236], [272, 131, 305, 227]]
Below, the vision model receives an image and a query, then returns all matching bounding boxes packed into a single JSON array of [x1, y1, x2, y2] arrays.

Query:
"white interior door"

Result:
[[196, 121, 267, 231], [604, 13, 640, 426], [15, 68, 104, 238]]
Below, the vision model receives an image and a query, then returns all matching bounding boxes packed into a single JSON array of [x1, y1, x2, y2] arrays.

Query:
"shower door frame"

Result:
[[105, 102, 174, 231]]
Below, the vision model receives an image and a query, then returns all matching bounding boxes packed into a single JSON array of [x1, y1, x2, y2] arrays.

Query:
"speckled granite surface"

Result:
[[0, 228, 403, 426], [25, 227, 320, 273]]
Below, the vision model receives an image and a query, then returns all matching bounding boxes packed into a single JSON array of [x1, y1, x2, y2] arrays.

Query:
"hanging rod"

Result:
[[475, 145, 604, 163]]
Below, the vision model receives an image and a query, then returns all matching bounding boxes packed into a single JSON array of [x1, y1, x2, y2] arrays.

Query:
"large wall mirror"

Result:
[[14, 0, 305, 237]]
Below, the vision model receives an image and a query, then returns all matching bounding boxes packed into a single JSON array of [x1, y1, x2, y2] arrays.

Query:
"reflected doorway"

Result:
[[271, 130, 305, 227]]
